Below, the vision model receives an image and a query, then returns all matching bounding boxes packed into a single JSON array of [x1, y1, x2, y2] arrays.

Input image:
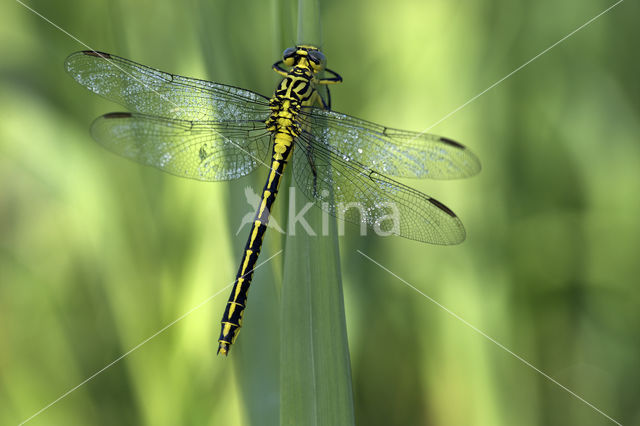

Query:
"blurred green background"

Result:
[[1, 0, 639, 425]]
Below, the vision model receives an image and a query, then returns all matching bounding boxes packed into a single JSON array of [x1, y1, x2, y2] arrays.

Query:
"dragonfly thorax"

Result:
[[266, 97, 302, 136], [265, 63, 318, 139]]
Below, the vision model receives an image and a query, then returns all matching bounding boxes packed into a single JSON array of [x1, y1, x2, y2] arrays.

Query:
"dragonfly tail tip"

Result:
[[217, 343, 229, 356]]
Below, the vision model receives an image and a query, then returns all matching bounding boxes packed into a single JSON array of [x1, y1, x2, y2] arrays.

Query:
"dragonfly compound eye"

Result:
[[283, 47, 296, 67], [307, 50, 326, 71]]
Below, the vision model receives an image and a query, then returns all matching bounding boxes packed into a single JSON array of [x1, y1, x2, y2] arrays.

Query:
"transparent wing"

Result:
[[91, 112, 271, 181], [292, 132, 466, 244], [299, 107, 480, 179], [65, 51, 271, 122]]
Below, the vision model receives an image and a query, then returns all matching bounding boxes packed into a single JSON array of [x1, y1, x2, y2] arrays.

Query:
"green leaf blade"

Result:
[[280, 187, 354, 426]]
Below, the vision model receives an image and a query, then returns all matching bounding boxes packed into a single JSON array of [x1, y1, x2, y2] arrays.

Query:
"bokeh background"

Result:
[[1, 0, 639, 425]]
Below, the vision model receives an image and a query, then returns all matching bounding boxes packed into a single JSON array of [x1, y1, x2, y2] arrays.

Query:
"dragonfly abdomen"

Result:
[[217, 138, 292, 356], [217, 74, 306, 355], [218, 47, 333, 355]]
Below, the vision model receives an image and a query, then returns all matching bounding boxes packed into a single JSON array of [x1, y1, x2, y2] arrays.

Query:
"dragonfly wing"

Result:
[[292, 132, 466, 244], [300, 108, 480, 179], [91, 112, 271, 181], [65, 51, 271, 122]]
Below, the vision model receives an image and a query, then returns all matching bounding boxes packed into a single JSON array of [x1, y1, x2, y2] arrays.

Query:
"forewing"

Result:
[[91, 112, 271, 181], [300, 108, 480, 179], [65, 51, 271, 122], [292, 132, 466, 244]]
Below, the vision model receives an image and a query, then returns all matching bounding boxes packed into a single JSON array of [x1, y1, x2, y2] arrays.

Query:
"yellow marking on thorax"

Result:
[[278, 99, 293, 116]]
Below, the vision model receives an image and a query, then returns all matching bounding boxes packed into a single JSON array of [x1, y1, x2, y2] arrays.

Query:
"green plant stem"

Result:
[[279, 1, 355, 425], [296, 0, 322, 47]]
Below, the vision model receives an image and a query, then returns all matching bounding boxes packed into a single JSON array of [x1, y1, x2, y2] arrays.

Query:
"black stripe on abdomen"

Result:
[[217, 156, 287, 355]]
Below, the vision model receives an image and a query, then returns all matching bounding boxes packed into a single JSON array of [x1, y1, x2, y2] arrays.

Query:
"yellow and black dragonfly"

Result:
[[65, 45, 480, 355]]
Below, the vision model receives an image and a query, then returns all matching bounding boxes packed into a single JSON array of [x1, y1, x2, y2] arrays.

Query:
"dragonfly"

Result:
[[65, 45, 480, 356]]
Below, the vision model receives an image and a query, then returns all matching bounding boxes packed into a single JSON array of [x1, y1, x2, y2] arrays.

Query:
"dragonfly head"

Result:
[[282, 45, 326, 73]]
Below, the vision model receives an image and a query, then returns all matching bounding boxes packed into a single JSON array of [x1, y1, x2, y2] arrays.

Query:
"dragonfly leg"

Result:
[[319, 87, 331, 110], [317, 68, 342, 109], [272, 60, 288, 77], [317, 68, 342, 84]]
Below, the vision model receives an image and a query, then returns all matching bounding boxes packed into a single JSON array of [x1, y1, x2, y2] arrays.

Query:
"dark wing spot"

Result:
[[83, 51, 112, 59], [439, 137, 465, 149], [428, 197, 457, 217], [199, 146, 208, 161], [103, 112, 132, 119]]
